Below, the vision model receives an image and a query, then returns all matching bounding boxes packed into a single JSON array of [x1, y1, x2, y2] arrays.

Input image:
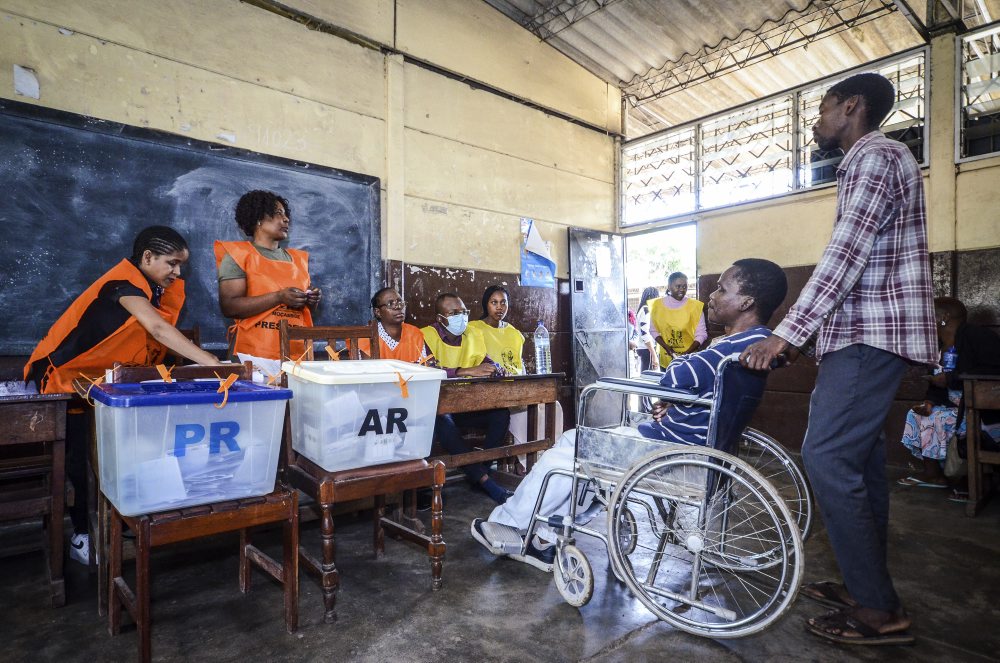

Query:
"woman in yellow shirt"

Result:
[[468, 285, 563, 447], [468, 285, 524, 375]]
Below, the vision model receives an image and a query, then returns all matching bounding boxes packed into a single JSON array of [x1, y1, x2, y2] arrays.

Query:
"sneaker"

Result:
[[510, 541, 555, 573], [70, 533, 90, 566], [470, 518, 506, 555]]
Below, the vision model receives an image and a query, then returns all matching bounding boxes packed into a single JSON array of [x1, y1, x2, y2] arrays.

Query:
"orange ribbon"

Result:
[[324, 344, 341, 361], [213, 372, 239, 409], [155, 364, 174, 383], [418, 353, 435, 366], [395, 372, 412, 399], [79, 373, 105, 407]]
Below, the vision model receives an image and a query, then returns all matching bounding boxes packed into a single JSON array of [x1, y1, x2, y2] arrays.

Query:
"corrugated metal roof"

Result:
[[483, 0, 1000, 138]]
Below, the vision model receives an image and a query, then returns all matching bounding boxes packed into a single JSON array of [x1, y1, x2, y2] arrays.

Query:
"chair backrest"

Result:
[[706, 357, 769, 455], [278, 320, 379, 369], [170, 327, 201, 365], [110, 361, 251, 383]]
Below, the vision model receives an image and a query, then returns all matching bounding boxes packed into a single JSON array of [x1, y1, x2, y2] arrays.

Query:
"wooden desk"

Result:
[[962, 374, 1000, 517], [0, 393, 71, 607], [434, 373, 563, 478]]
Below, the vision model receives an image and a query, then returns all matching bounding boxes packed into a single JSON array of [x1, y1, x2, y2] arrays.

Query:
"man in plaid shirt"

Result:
[[741, 73, 936, 646]]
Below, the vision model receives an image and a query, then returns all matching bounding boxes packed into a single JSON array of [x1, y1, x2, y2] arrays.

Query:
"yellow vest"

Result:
[[421, 325, 487, 369], [649, 297, 704, 367], [468, 320, 524, 375]]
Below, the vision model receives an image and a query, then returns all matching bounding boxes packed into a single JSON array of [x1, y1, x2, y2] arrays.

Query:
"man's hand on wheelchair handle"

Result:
[[739, 335, 790, 371]]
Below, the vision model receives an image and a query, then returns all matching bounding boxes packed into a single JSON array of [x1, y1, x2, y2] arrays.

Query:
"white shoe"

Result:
[[70, 533, 90, 565]]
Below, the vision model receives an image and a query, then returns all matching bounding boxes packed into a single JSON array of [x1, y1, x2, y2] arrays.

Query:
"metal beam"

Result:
[[893, 0, 932, 40], [624, 0, 899, 106], [522, 0, 625, 41]]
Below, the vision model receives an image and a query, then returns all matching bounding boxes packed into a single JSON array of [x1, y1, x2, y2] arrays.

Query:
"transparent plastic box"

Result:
[[91, 380, 291, 516], [280, 359, 446, 472]]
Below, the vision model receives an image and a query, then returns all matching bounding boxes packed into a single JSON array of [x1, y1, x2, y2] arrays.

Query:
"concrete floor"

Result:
[[3, 467, 999, 663]]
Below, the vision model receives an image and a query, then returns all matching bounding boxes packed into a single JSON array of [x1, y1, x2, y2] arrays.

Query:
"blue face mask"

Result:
[[442, 312, 468, 336]]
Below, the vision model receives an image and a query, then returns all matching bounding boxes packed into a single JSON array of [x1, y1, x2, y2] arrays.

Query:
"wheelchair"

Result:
[[477, 355, 809, 639]]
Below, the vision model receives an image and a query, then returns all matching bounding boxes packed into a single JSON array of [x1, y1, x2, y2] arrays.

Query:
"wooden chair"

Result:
[[963, 374, 1000, 516], [0, 392, 71, 607], [87, 362, 298, 663], [279, 320, 446, 624]]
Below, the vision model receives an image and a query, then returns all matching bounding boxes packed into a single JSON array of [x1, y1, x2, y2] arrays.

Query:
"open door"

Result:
[[568, 227, 628, 427]]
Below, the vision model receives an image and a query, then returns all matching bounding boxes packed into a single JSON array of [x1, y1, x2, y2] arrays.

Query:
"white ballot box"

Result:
[[280, 359, 446, 472]]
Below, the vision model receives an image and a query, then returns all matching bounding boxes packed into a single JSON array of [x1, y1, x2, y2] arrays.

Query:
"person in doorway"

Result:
[[215, 190, 321, 379], [649, 272, 707, 368], [471, 258, 787, 571], [635, 287, 660, 373], [24, 226, 223, 564], [422, 293, 512, 504], [740, 73, 936, 646]]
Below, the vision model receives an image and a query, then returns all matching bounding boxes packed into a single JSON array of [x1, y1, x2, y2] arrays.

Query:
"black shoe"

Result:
[[510, 541, 555, 572]]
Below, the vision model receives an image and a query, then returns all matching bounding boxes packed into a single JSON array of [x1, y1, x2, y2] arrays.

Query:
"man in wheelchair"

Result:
[[472, 258, 788, 570]]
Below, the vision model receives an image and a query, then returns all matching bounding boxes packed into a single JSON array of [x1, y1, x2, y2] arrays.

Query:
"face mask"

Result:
[[442, 313, 468, 336]]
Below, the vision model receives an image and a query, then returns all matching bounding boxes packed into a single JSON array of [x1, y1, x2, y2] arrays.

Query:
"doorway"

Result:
[[625, 223, 697, 317]]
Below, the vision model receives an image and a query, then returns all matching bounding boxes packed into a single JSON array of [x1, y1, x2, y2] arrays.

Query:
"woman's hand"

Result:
[[911, 400, 934, 416], [305, 287, 322, 309], [456, 361, 497, 378], [277, 287, 309, 309]]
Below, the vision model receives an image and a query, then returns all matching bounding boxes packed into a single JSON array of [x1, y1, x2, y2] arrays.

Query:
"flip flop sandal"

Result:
[[806, 610, 915, 646], [801, 581, 856, 609], [897, 476, 947, 488]]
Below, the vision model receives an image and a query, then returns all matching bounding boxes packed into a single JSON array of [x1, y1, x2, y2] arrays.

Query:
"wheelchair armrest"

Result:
[[591, 377, 713, 408]]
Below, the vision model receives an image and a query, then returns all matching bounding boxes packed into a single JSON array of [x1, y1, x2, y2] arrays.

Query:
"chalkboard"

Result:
[[0, 99, 380, 354]]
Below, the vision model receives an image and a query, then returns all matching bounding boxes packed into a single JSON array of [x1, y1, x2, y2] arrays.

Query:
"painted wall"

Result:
[[0, 0, 619, 282]]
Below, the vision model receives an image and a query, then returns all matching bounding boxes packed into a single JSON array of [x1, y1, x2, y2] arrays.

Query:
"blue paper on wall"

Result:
[[520, 219, 555, 288]]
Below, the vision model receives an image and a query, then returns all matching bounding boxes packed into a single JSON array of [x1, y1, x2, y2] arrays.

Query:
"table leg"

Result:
[[49, 437, 66, 607], [320, 504, 339, 623]]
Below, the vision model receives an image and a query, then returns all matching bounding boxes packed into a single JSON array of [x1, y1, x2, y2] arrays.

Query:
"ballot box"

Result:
[[280, 359, 446, 472], [91, 380, 291, 516]]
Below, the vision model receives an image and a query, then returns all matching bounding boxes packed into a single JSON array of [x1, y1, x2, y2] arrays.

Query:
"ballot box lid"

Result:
[[281, 359, 446, 386], [90, 380, 291, 407]]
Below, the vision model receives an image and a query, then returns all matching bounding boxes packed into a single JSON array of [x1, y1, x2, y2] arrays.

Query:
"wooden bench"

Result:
[[963, 374, 1000, 516]]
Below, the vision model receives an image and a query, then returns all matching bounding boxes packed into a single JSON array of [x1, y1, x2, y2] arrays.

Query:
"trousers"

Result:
[[801, 344, 908, 613]]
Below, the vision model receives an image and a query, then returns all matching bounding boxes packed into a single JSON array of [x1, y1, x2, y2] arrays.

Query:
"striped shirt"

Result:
[[773, 131, 936, 365], [640, 326, 771, 445]]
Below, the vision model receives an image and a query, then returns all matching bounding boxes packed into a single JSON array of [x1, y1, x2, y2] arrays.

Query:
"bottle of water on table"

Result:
[[533, 320, 551, 374]]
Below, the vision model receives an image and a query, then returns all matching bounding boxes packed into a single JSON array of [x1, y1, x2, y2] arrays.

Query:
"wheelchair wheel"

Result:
[[740, 428, 812, 542], [554, 544, 594, 607], [607, 447, 803, 638], [617, 507, 638, 556]]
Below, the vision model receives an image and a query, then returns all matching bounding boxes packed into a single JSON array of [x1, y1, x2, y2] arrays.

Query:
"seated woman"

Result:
[[24, 225, 223, 563], [215, 190, 321, 379], [898, 296, 1000, 490], [471, 259, 787, 571], [467, 285, 564, 445]]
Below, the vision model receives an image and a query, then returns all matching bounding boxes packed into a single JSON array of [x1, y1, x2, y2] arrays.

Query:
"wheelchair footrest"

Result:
[[479, 521, 524, 554]]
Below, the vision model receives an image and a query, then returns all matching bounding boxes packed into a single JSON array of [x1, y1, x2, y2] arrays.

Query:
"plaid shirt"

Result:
[[774, 131, 937, 365]]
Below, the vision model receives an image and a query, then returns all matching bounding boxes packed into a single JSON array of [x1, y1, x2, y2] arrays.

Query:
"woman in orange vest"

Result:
[[360, 287, 428, 362], [215, 190, 321, 375], [25, 225, 222, 394], [24, 225, 222, 564]]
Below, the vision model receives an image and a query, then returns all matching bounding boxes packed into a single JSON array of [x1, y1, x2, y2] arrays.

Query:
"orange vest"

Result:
[[357, 323, 426, 362], [24, 259, 184, 394], [214, 241, 313, 360]]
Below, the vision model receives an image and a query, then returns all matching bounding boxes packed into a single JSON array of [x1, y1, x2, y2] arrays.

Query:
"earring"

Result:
[[939, 320, 946, 327]]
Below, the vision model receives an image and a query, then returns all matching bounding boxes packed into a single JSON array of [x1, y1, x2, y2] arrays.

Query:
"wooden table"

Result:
[[434, 373, 563, 479], [0, 392, 71, 607], [962, 374, 1000, 517]]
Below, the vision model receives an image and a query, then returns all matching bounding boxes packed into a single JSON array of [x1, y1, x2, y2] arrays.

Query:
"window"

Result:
[[621, 49, 927, 227], [622, 127, 695, 225], [700, 96, 794, 209], [960, 24, 1000, 160]]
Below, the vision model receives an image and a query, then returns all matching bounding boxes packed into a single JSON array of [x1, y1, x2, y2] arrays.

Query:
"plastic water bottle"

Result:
[[942, 346, 958, 372], [533, 320, 552, 375]]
